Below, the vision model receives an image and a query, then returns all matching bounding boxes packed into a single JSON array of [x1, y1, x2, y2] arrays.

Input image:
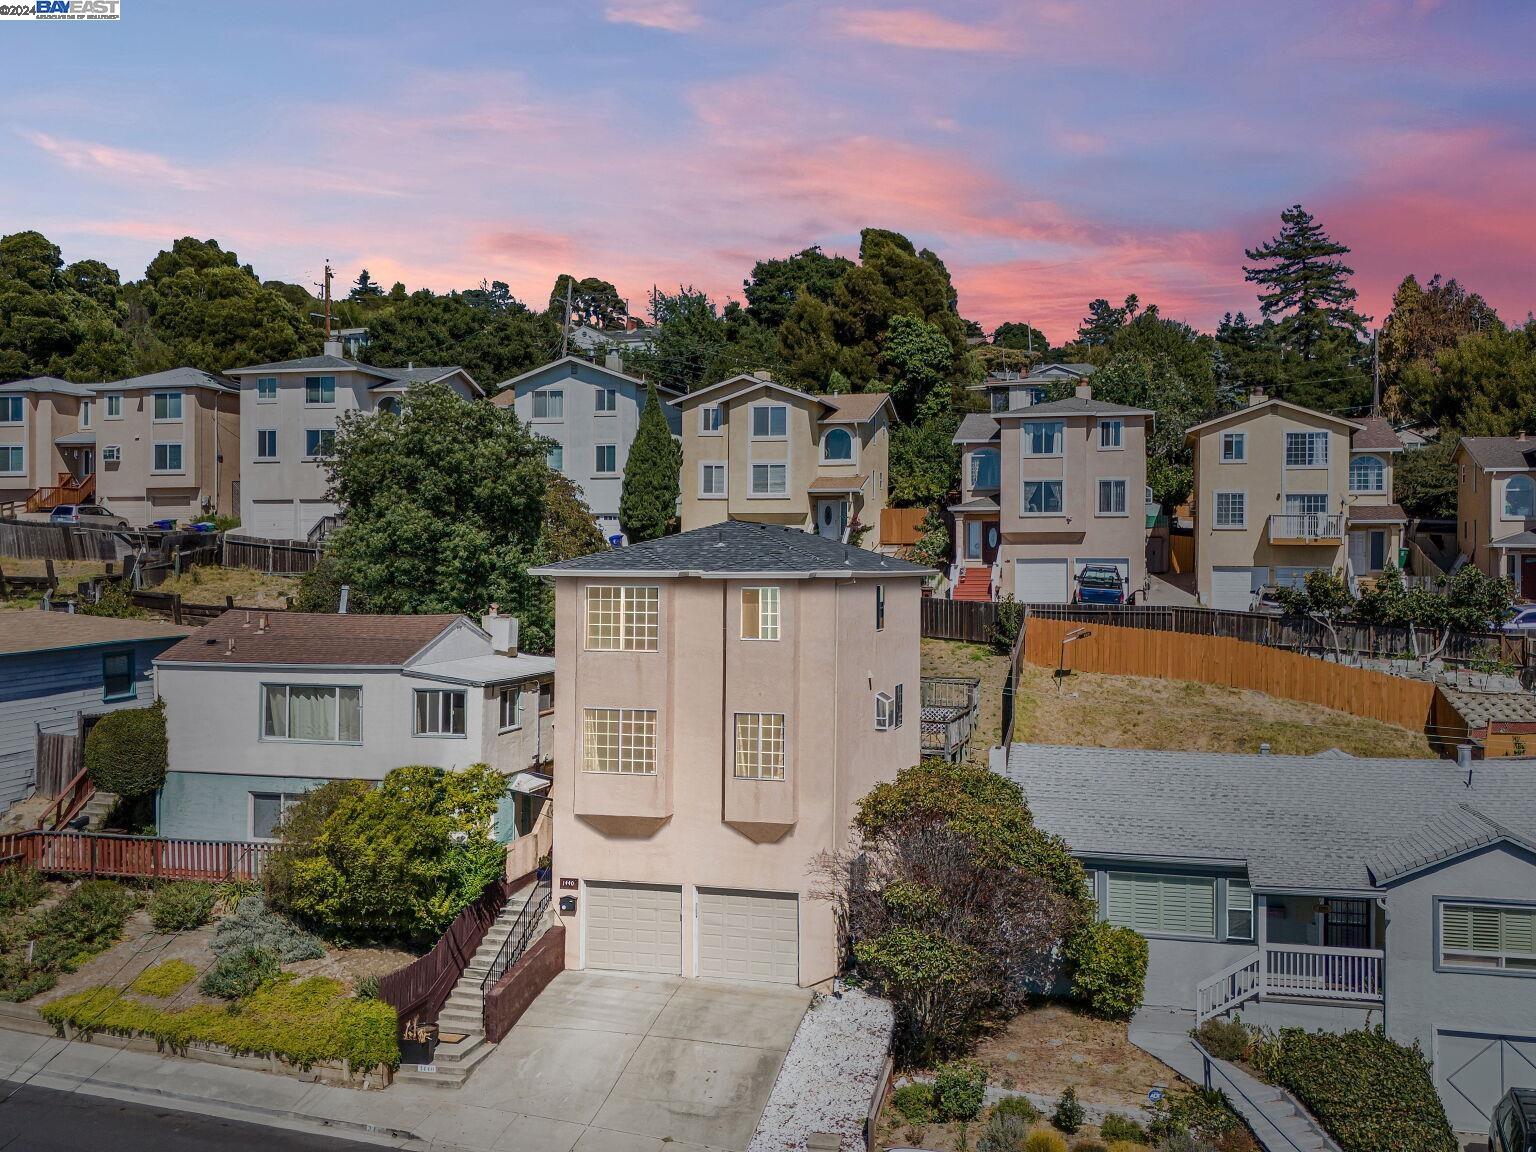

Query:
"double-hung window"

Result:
[[1441, 902, 1536, 972], [741, 586, 780, 640], [1215, 491, 1246, 528], [305, 428, 336, 458], [250, 792, 303, 841], [105, 395, 122, 419], [595, 388, 617, 414], [1225, 879, 1254, 941], [1098, 419, 1123, 449], [256, 429, 278, 460], [153, 442, 183, 472], [1, 397, 24, 424], [1284, 430, 1328, 467], [699, 405, 722, 434], [1221, 431, 1245, 462], [545, 443, 564, 471], [584, 585, 660, 651], [1097, 479, 1128, 516], [304, 376, 336, 405], [538, 680, 554, 714], [0, 445, 21, 475], [414, 688, 466, 736], [1022, 420, 1063, 456], [256, 377, 278, 403], [532, 389, 563, 420], [734, 713, 786, 780], [751, 462, 787, 496], [700, 462, 726, 498], [751, 404, 787, 439], [80, 401, 91, 429], [498, 685, 524, 731], [261, 684, 362, 743], [969, 449, 1000, 490], [1105, 872, 1216, 938], [153, 392, 182, 421], [101, 650, 135, 701], [583, 707, 657, 774], [594, 443, 617, 474], [1023, 480, 1063, 515]]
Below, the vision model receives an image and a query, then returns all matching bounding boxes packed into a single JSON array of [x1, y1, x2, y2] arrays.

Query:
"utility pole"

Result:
[[314, 261, 334, 339], [560, 278, 572, 357], [1371, 328, 1380, 415]]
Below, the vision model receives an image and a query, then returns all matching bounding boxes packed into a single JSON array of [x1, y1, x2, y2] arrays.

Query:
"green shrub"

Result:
[[1096, 1115, 1147, 1144], [935, 1059, 988, 1122], [1193, 1016, 1251, 1063], [1148, 1089, 1246, 1145], [148, 882, 216, 932], [40, 975, 399, 1070], [79, 582, 149, 620], [1250, 1027, 1456, 1152], [0, 868, 46, 916], [1065, 921, 1148, 1020], [993, 1096, 1041, 1124], [1053, 1087, 1085, 1135], [354, 975, 379, 1001], [978, 1110, 1031, 1152], [1024, 1131, 1067, 1152], [84, 702, 167, 797], [891, 1081, 935, 1124], [211, 896, 323, 962], [200, 946, 280, 1000], [0, 880, 135, 1001], [129, 959, 196, 998]]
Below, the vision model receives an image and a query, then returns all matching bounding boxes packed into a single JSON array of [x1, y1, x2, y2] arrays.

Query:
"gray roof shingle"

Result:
[[0, 376, 95, 397], [994, 395, 1152, 418], [1460, 436, 1536, 471], [999, 743, 1536, 893], [1366, 805, 1536, 884], [530, 519, 930, 578], [94, 366, 238, 395], [954, 414, 1000, 443]]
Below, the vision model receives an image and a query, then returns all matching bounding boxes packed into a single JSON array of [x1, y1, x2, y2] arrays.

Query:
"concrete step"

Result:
[[433, 1035, 486, 1064], [393, 1038, 496, 1088], [438, 1006, 483, 1025]]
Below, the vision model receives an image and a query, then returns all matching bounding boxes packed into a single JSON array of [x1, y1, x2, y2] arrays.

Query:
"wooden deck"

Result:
[[0, 830, 272, 880]]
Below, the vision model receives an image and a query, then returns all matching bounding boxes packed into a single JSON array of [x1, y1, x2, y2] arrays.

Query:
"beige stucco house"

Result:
[[0, 376, 95, 508], [950, 382, 1151, 603], [530, 520, 926, 987], [227, 342, 481, 540], [1454, 436, 1536, 598], [676, 373, 893, 548], [1186, 395, 1407, 610]]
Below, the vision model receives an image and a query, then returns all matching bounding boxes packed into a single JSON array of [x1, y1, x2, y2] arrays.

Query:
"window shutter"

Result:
[[1471, 905, 1503, 953], [1501, 908, 1535, 954], [1442, 904, 1472, 951]]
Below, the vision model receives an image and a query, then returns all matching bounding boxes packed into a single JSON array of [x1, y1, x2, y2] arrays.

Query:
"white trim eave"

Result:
[[153, 660, 405, 673], [401, 666, 546, 688], [1184, 398, 1364, 442], [493, 355, 680, 396], [230, 365, 395, 380], [528, 567, 934, 580], [672, 375, 820, 410]]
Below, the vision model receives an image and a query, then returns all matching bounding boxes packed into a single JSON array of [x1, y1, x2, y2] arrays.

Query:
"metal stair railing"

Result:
[[479, 880, 552, 996]]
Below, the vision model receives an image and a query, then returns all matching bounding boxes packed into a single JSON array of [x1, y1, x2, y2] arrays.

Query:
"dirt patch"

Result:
[[920, 638, 1435, 759], [32, 910, 224, 1009], [287, 944, 416, 991], [975, 1002, 1175, 1111]]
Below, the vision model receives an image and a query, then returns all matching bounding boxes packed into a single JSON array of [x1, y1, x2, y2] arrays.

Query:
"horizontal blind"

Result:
[[1107, 873, 1215, 937]]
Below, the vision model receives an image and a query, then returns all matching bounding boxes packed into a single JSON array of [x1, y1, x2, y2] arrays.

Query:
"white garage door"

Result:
[[111, 497, 146, 527], [1437, 1030, 1536, 1133], [1014, 559, 1069, 604], [1210, 566, 1260, 611], [585, 882, 682, 975], [697, 888, 799, 984], [249, 499, 296, 539], [149, 492, 197, 521]]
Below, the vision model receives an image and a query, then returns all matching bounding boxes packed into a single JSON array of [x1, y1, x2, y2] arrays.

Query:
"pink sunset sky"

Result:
[[2, 0, 1532, 342]]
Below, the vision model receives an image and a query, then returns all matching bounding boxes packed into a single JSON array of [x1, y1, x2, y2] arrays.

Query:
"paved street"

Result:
[[0, 1083, 375, 1150]]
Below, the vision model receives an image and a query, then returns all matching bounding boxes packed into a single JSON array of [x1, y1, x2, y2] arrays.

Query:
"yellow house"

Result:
[[1455, 435, 1536, 598], [1186, 394, 1406, 610], [675, 373, 892, 547]]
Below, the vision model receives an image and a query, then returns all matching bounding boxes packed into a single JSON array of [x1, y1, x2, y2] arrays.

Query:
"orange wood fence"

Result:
[[1023, 616, 1438, 733], [0, 831, 272, 880]]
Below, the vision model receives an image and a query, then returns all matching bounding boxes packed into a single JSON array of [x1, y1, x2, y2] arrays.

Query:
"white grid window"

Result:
[[414, 689, 466, 736], [874, 692, 893, 731], [1441, 903, 1536, 972], [256, 378, 277, 403], [251, 792, 303, 840], [583, 707, 657, 774], [1221, 432, 1245, 462], [1023, 421, 1063, 456], [261, 684, 361, 743], [1215, 491, 1246, 528], [1099, 419, 1123, 449], [751, 463, 787, 495], [1285, 430, 1328, 467], [584, 585, 660, 651], [700, 463, 726, 497], [1097, 479, 1128, 515], [1226, 879, 1254, 941], [1023, 480, 1063, 514], [1349, 454, 1386, 493], [741, 586, 780, 640], [734, 713, 786, 780], [102, 445, 120, 464], [532, 389, 564, 420]]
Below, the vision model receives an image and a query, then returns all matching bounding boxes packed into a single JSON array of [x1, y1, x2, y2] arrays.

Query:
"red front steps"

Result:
[[952, 567, 993, 602]]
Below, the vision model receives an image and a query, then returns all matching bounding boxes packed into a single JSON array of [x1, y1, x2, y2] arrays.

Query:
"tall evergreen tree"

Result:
[[1243, 205, 1369, 360], [1076, 295, 1139, 346], [349, 269, 385, 298], [619, 383, 681, 543]]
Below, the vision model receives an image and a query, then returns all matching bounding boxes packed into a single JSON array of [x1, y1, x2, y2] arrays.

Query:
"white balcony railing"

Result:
[[1268, 513, 1345, 542], [1196, 943, 1384, 1021]]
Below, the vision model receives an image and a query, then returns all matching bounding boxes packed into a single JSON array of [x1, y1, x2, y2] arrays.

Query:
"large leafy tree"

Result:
[[1380, 274, 1502, 422], [317, 382, 560, 647], [363, 288, 557, 387], [548, 275, 629, 329], [619, 383, 681, 542], [1214, 311, 1283, 405], [625, 286, 778, 394], [991, 321, 1049, 354], [0, 230, 134, 380], [1408, 321, 1536, 436], [743, 246, 854, 330], [1090, 352, 1213, 505], [1076, 295, 1139, 346], [1393, 441, 1458, 519]]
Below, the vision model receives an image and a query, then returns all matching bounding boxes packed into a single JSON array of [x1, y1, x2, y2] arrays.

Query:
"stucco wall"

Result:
[[95, 386, 240, 522], [157, 770, 336, 840], [0, 391, 78, 492]]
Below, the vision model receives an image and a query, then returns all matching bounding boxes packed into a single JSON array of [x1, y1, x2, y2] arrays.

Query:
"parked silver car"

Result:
[[49, 503, 129, 529]]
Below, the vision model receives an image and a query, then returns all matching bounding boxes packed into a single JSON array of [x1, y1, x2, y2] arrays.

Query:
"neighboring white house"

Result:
[[492, 356, 681, 542], [154, 609, 552, 843], [226, 341, 481, 540], [998, 742, 1536, 1135]]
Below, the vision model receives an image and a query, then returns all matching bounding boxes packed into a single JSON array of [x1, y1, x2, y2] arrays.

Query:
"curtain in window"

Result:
[[288, 686, 335, 741], [338, 687, 361, 742], [264, 686, 287, 738]]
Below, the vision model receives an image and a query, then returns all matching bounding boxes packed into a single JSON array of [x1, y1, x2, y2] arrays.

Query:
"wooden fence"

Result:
[[0, 521, 138, 562], [0, 830, 272, 880], [1022, 616, 1439, 732], [33, 719, 84, 799], [378, 876, 515, 1032], [921, 597, 1001, 643], [222, 533, 321, 575]]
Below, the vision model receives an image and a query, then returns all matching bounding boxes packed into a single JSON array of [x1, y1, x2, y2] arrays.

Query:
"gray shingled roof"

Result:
[[954, 414, 1000, 443], [0, 376, 95, 397], [94, 366, 238, 395], [1492, 530, 1536, 549], [1351, 417, 1405, 452], [1026, 363, 1095, 379], [999, 743, 1536, 893], [1366, 805, 1536, 885], [229, 353, 381, 375], [994, 396, 1152, 418], [529, 519, 930, 577], [1460, 436, 1536, 471]]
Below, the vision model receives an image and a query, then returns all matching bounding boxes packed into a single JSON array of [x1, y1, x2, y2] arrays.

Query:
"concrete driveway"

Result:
[[458, 970, 811, 1152]]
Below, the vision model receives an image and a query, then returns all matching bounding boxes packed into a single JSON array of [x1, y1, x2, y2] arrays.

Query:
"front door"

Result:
[[816, 498, 847, 541], [1324, 898, 1371, 949], [965, 519, 983, 561], [1522, 555, 1536, 601], [981, 521, 999, 565]]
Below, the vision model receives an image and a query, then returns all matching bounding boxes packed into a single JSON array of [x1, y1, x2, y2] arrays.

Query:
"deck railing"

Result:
[[25, 474, 95, 514], [1268, 513, 1345, 543], [1197, 943, 1384, 1021], [0, 830, 272, 880]]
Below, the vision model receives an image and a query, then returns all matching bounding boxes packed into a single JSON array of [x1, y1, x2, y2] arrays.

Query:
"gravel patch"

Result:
[[749, 987, 895, 1152]]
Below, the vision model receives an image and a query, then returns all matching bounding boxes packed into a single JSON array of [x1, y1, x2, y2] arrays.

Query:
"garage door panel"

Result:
[[586, 882, 682, 975], [1211, 566, 1260, 611], [698, 888, 798, 984], [1014, 559, 1069, 604], [249, 499, 296, 539], [1437, 1030, 1536, 1133]]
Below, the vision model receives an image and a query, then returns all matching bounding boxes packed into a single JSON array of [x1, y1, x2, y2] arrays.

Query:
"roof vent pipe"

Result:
[[338, 585, 350, 614], [1457, 744, 1474, 784]]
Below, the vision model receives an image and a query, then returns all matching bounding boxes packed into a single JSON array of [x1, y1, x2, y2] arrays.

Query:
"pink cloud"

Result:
[[829, 7, 1000, 52], [23, 132, 211, 192], [603, 1, 701, 32]]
